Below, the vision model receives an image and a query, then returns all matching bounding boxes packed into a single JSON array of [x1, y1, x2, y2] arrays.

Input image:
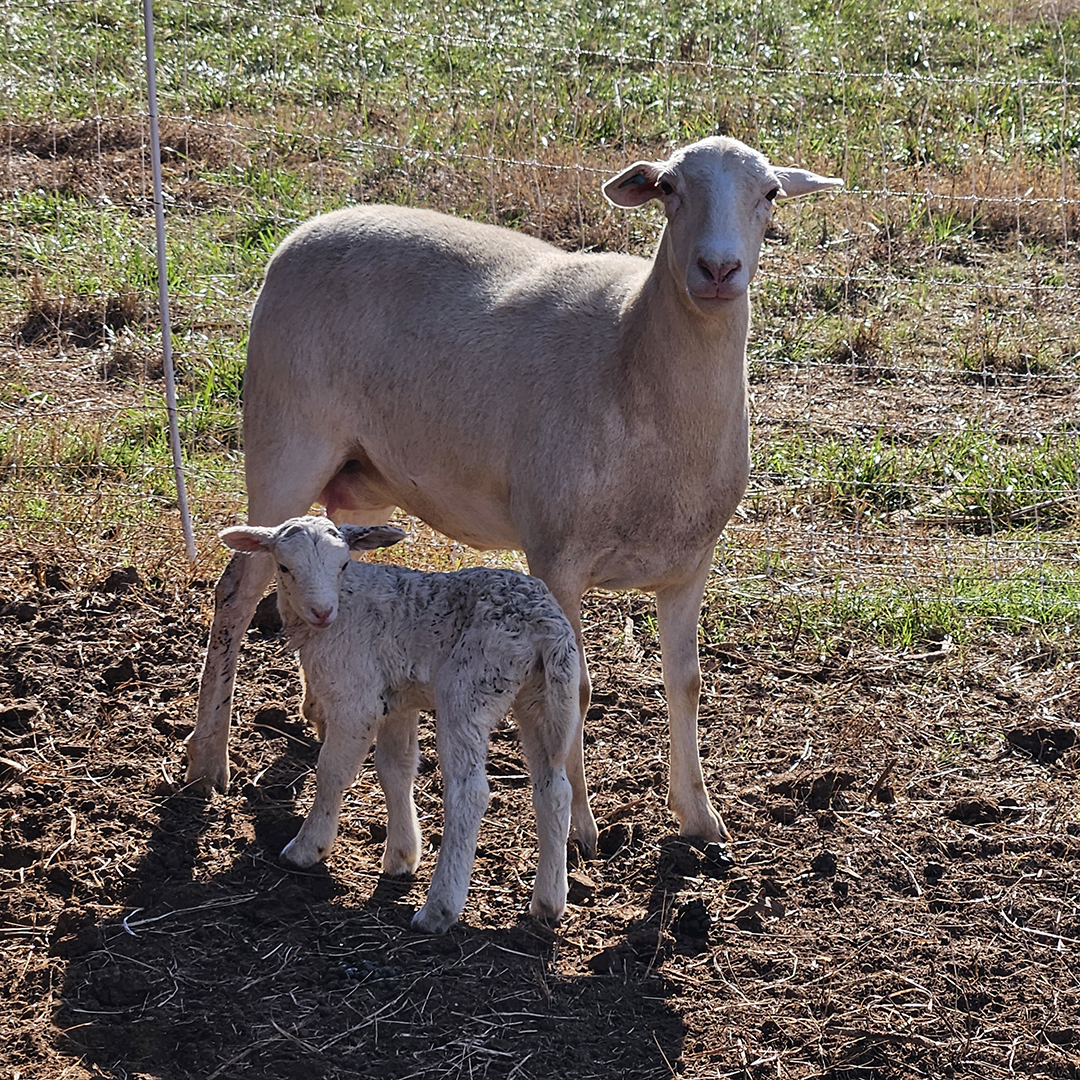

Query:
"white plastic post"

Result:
[[142, 0, 197, 562]]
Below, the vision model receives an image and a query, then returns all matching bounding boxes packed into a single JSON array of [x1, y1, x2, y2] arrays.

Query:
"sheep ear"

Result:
[[603, 161, 667, 207], [338, 525, 407, 552], [220, 525, 276, 553], [773, 167, 843, 200]]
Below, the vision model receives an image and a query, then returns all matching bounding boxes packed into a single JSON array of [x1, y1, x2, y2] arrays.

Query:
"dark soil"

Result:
[[1, 557, 1078, 1079]]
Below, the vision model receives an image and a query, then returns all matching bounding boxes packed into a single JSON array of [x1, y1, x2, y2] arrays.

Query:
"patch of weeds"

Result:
[[956, 338, 1058, 387], [704, 568, 1080, 654], [0, 418, 170, 491], [925, 429, 1080, 532], [18, 279, 147, 351], [826, 319, 893, 379], [98, 329, 163, 383], [816, 432, 916, 520], [0, 376, 31, 405], [802, 277, 861, 315]]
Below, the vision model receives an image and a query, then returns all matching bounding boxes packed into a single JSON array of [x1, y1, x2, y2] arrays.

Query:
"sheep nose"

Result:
[[310, 605, 333, 626], [697, 256, 742, 284]]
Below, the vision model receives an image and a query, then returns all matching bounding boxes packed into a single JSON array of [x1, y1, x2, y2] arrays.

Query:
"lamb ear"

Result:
[[219, 525, 277, 553], [603, 161, 667, 207], [773, 167, 843, 200], [338, 525, 407, 552]]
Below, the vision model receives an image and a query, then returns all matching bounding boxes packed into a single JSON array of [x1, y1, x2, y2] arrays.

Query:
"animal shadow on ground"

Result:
[[52, 738, 687, 1080]]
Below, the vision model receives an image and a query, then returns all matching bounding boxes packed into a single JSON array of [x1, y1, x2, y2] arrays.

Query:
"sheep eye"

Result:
[[277, 563, 291, 575], [765, 187, 780, 202], [659, 180, 674, 196]]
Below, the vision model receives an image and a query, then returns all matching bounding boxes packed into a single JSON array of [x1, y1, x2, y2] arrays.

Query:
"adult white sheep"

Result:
[[220, 515, 579, 933], [187, 135, 842, 855]]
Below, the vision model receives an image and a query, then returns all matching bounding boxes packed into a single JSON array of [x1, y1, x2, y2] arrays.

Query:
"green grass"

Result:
[[1, 0, 1078, 643], [756, 425, 1080, 531], [702, 565, 1080, 652]]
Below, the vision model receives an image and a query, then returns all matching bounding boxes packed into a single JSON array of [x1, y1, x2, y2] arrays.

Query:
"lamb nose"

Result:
[[311, 606, 333, 624]]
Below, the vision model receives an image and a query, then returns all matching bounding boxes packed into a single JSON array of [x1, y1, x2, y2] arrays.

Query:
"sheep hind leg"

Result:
[[186, 551, 277, 793], [514, 699, 572, 925], [655, 549, 730, 844], [374, 711, 422, 876]]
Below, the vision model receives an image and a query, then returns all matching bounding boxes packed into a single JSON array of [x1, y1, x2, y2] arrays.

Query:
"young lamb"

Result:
[[189, 136, 842, 858], [219, 515, 579, 933]]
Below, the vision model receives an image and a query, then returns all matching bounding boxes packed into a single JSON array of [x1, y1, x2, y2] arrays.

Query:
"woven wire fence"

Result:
[[1, 0, 1078, 621]]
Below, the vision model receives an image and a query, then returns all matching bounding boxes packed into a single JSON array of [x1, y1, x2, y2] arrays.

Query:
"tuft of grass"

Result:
[[826, 319, 891, 380], [758, 424, 1080, 532]]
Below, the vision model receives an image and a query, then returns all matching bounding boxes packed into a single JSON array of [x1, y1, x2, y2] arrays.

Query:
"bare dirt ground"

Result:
[[1, 554, 1078, 1080]]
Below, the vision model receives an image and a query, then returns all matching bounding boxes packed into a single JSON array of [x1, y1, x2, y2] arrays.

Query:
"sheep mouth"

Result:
[[688, 284, 746, 307]]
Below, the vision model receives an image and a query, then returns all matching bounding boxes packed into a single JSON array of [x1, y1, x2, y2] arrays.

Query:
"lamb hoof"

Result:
[[183, 741, 230, 794]]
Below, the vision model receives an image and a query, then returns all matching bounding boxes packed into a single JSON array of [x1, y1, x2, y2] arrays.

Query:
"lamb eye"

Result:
[[659, 180, 674, 196], [765, 187, 780, 202], [277, 564, 290, 575]]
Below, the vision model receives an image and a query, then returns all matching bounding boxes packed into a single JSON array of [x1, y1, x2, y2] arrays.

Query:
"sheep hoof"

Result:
[[411, 904, 458, 934], [570, 829, 598, 862], [280, 839, 320, 869], [381, 849, 421, 877], [677, 812, 730, 845], [182, 744, 230, 794], [528, 897, 566, 926]]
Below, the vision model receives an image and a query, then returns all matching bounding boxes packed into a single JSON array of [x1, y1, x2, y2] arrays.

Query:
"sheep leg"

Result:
[[280, 716, 376, 868], [411, 701, 496, 933], [528, 578, 598, 859], [374, 711, 422, 876], [515, 717, 572, 924], [190, 453, 348, 792], [655, 550, 729, 843], [299, 668, 327, 741], [185, 551, 277, 793]]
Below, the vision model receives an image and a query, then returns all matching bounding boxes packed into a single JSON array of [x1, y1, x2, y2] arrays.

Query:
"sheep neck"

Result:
[[617, 232, 750, 430]]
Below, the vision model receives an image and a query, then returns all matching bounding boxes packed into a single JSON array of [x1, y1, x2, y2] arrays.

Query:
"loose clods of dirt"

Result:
[[1007, 725, 1077, 764]]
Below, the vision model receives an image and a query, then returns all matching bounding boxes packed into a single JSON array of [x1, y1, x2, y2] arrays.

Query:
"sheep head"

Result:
[[219, 516, 405, 629], [603, 136, 842, 314]]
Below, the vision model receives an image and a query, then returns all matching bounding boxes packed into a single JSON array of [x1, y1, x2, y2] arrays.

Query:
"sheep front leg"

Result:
[[299, 667, 327, 741], [186, 552, 276, 793], [374, 711, 422, 876], [411, 702, 494, 933], [655, 550, 730, 844], [281, 717, 376, 868]]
